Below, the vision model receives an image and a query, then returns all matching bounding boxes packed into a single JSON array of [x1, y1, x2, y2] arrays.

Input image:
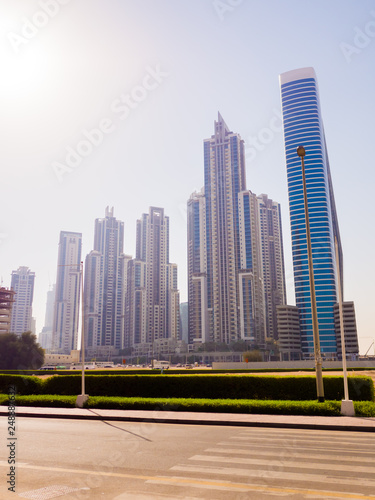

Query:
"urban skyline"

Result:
[[1, 1, 373, 355], [2, 103, 361, 357]]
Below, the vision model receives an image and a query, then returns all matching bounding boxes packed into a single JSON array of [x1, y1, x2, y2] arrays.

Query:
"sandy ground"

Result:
[[33, 369, 375, 383], [251, 370, 375, 384]]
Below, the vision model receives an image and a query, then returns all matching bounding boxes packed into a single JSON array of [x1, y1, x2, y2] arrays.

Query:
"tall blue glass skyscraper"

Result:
[[280, 67, 343, 359]]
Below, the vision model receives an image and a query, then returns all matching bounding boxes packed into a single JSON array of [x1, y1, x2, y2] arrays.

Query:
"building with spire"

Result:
[[279, 67, 358, 359], [188, 114, 286, 347]]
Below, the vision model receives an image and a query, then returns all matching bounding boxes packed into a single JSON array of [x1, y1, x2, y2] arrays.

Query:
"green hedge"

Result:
[[0, 374, 43, 395], [43, 374, 374, 401], [0, 374, 373, 401], [1, 394, 375, 417]]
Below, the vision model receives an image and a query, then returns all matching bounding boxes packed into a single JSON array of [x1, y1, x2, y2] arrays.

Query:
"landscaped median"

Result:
[[0, 373, 374, 417]]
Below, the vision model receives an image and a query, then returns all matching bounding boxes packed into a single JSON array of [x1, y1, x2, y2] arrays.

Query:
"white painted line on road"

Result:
[[0, 461, 374, 500], [147, 475, 375, 499], [203, 447, 375, 466], [171, 463, 375, 488], [221, 439, 375, 454], [230, 435, 375, 449]]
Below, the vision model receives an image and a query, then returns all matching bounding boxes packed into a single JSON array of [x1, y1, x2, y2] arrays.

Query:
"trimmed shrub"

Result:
[[85, 397, 342, 415], [0, 394, 77, 407], [39, 374, 374, 401], [0, 374, 43, 395], [42, 375, 81, 396]]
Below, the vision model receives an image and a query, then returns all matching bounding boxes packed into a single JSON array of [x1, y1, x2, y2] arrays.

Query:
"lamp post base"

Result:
[[341, 399, 355, 416], [76, 394, 89, 408]]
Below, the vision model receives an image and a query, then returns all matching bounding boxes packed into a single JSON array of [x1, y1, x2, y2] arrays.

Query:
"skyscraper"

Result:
[[237, 190, 265, 345], [204, 113, 246, 344], [10, 267, 35, 335], [188, 114, 286, 347], [52, 231, 82, 353], [38, 284, 56, 350], [279, 67, 356, 359], [84, 207, 127, 356], [187, 190, 208, 344], [257, 194, 286, 341], [126, 207, 180, 349]]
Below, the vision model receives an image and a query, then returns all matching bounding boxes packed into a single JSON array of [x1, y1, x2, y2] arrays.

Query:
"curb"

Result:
[[2, 407, 375, 433]]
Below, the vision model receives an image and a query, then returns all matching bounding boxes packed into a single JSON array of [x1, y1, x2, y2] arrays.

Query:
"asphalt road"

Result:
[[1, 417, 375, 499]]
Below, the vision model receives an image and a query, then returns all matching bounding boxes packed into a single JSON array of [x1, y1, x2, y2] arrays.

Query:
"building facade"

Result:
[[237, 190, 265, 346], [257, 194, 286, 341], [204, 114, 246, 344], [188, 114, 286, 347], [84, 207, 127, 357], [10, 267, 35, 335], [277, 305, 302, 360], [0, 287, 15, 334], [187, 190, 208, 344], [52, 231, 82, 353], [38, 284, 56, 350], [126, 207, 180, 350], [333, 301, 359, 360], [279, 67, 356, 359]]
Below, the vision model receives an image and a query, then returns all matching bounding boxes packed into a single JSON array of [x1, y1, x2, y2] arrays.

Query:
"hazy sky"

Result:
[[1, 0, 374, 354]]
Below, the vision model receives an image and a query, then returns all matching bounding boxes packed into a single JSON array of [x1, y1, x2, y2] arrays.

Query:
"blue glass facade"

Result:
[[280, 68, 341, 358]]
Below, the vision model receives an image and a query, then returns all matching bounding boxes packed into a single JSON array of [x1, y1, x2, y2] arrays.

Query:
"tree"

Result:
[[243, 350, 263, 362], [0, 332, 44, 370]]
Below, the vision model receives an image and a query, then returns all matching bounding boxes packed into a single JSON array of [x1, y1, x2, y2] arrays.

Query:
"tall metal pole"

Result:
[[297, 146, 325, 402], [335, 237, 350, 401], [80, 261, 85, 396]]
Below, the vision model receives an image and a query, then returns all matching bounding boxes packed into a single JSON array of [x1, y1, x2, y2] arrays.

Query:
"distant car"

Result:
[[185, 364, 193, 369]]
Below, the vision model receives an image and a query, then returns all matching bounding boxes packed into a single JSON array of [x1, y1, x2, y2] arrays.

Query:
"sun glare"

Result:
[[1, 42, 50, 102]]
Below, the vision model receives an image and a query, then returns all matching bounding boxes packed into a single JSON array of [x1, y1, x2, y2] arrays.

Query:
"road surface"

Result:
[[1, 417, 375, 499]]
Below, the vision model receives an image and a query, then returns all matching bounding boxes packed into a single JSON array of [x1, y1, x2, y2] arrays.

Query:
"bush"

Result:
[[353, 401, 375, 417], [37, 374, 374, 401], [0, 394, 77, 407], [0, 374, 43, 395], [42, 375, 82, 395]]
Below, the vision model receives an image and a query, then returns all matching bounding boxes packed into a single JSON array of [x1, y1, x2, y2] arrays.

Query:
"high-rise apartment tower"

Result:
[[52, 231, 82, 353], [126, 207, 180, 348], [85, 207, 127, 356], [10, 267, 35, 335], [188, 114, 286, 346]]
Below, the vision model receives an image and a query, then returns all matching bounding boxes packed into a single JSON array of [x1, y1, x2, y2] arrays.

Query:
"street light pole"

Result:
[[297, 146, 325, 402], [76, 260, 89, 407], [335, 237, 354, 415]]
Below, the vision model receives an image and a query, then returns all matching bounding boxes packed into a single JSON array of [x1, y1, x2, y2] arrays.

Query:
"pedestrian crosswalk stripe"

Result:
[[171, 463, 375, 488], [204, 447, 375, 465]]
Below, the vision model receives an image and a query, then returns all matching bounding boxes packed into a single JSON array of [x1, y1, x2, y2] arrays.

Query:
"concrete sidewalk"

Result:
[[2, 406, 375, 432]]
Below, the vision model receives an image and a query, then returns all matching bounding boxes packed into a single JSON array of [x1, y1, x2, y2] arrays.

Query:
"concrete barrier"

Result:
[[212, 360, 375, 370]]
